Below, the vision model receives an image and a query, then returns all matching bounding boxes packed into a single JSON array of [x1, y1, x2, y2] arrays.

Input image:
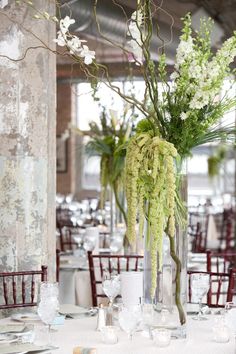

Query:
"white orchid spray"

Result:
[[127, 9, 144, 63], [54, 15, 95, 65]]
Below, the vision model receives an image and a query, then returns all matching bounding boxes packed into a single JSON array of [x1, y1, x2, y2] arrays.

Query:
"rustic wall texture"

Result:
[[0, 1, 56, 279]]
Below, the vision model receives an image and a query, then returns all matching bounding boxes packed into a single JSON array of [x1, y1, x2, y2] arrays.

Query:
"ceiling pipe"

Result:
[[60, 0, 180, 62]]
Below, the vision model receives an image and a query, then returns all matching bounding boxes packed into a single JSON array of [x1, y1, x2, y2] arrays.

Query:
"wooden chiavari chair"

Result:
[[0, 266, 47, 309]]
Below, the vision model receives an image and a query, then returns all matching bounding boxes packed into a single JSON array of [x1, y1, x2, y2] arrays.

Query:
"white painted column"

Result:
[[0, 1, 56, 279]]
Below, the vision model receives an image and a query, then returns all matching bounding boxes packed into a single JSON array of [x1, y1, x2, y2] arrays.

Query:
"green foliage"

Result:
[[86, 108, 134, 221], [125, 131, 177, 296], [208, 146, 227, 178]]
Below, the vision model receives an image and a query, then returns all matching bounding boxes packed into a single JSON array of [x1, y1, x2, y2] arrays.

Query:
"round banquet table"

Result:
[[51, 315, 235, 354]]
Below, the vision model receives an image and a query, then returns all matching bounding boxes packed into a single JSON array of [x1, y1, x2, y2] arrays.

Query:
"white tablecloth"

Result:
[[50, 316, 235, 354], [59, 255, 92, 307], [59, 268, 92, 307], [207, 215, 220, 249]]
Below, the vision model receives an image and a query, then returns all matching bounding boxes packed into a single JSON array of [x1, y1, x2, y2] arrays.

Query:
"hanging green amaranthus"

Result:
[[125, 130, 177, 296]]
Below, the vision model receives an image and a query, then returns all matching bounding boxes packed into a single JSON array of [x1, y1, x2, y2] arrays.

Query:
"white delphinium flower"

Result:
[[170, 71, 179, 81], [80, 45, 96, 65], [180, 112, 189, 120], [165, 112, 171, 122], [60, 16, 75, 34], [175, 37, 194, 67], [188, 60, 202, 79], [189, 90, 210, 110]]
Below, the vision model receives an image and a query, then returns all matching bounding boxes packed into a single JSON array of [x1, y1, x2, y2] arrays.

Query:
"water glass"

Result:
[[152, 328, 171, 347], [191, 273, 210, 320], [83, 235, 96, 251], [102, 274, 121, 304], [102, 274, 120, 325], [109, 235, 123, 253], [101, 326, 118, 344], [37, 282, 59, 345], [212, 317, 230, 343], [118, 305, 142, 340]]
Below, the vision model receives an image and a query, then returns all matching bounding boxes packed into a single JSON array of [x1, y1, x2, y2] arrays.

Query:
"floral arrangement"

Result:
[[82, 107, 134, 228], [5, 0, 236, 326], [208, 145, 227, 178]]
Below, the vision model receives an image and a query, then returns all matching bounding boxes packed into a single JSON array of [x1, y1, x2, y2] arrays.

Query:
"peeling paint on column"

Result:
[[0, 1, 56, 280]]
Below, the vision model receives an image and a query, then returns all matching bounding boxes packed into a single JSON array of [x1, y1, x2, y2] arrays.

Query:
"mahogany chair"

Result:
[[187, 268, 236, 308], [56, 249, 60, 283], [57, 224, 79, 252], [88, 251, 143, 307], [0, 266, 47, 309], [206, 250, 236, 273], [188, 211, 209, 253]]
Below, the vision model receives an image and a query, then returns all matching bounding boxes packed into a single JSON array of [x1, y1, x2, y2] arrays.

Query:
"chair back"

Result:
[[0, 266, 47, 309], [56, 249, 60, 283], [88, 252, 143, 307], [57, 224, 79, 252], [187, 269, 236, 308], [227, 268, 236, 302], [207, 250, 236, 273]]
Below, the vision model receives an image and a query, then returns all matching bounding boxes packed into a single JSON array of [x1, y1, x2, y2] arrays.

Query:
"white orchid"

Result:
[[80, 45, 95, 65], [67, 36, 87, 54], [127, 8, 144, 64], [131, 10, 143, 27], [128, 21, 141, 40], [60, 16, 75, 34], [53, 32, 67, 46], [127, 39, 143, 64]]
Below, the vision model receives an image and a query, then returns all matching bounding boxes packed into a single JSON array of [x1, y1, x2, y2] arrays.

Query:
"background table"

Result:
[[59, 255, 92, 307]]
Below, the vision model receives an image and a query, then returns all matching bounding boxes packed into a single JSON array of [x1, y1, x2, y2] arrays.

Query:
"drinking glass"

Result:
[[141, 303, 155, 338], [102, 274, 121, 306], [118, 305, 142, 340], [109, 234, 123, 253], [191, 273, 210, 320], [102, 274, 120, 325], [225, 302, 236, 335], [37, 282, 59, 344], [83, 235, 96, 252]]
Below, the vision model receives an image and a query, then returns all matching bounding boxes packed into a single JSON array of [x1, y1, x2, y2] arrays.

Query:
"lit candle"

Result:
[[152, 328, 171, 347], [101, 326, 118, 344], [212, 324, 230, 343]]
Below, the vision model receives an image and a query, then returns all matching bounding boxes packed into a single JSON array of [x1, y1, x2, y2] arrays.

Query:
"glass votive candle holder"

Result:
[[152, 328, 171, 347], [101, 326, 118, 345], [212, 324, 230, 343]]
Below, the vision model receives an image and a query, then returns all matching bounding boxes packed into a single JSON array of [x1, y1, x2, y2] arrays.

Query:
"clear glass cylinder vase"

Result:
[[143, 159, 188, 339]]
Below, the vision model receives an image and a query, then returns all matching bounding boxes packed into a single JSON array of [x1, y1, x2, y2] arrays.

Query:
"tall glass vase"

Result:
[[143, 159, 188, 339]]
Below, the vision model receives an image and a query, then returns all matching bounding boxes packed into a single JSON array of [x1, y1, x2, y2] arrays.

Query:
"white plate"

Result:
[[59, 304, 91, 315], [11, 313, 40, 323], [0, 333, 18, 344]]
